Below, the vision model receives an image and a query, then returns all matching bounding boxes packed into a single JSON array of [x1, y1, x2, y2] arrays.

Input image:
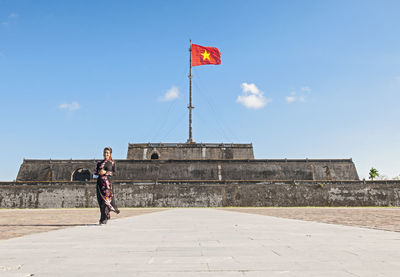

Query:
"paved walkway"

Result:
[[1, 208, 399, 276], [221, 207, 400, 232], [0, 208, 168, 240]]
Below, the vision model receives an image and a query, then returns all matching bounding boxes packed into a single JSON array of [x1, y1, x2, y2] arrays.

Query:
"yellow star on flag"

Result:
[[201, 50, 211, 61]]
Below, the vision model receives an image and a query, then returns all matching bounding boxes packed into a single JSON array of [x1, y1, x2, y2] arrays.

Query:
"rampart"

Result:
[[127, 143, 254, 160], [1, 180, 399, 208], [17, 159, 359, 182]]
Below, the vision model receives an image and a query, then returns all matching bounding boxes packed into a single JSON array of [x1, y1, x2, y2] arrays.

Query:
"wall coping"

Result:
[[21, 158, 355, 163]]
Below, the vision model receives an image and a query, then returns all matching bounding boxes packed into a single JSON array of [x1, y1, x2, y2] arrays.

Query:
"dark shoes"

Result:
[[99, 209, 120, 225]]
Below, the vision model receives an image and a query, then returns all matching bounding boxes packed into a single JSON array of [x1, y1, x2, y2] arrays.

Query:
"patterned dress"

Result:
[[95, 159, 119, 223]]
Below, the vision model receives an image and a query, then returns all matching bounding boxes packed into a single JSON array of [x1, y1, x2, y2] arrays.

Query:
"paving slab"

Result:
[[0, 208, 399, 276]]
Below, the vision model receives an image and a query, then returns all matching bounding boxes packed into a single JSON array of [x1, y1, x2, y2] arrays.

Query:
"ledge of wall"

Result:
[[1, 180, 398, 208]]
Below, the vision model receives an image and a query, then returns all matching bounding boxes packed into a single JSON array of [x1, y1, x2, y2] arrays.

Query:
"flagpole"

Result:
[[187, 39, 194, 143]]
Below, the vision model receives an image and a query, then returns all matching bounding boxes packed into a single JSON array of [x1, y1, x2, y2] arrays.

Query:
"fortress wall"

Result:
[[17, 160, 97, 181], [127, 143, 254, 160], [17, 159, 359, 182], [1, 180, 399, 208]]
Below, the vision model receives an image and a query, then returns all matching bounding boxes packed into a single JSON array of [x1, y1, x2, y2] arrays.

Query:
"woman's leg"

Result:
[[105, 206, 110, 220], [110, 196, 120, 214], [96, 186, 107, 223]]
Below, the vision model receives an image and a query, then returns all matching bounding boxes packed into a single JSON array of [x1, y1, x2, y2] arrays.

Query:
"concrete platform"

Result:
[[1, 208, 399, 276]]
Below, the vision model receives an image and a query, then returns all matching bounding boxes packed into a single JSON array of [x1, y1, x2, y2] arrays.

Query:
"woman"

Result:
[[95, 147, 120, 224]]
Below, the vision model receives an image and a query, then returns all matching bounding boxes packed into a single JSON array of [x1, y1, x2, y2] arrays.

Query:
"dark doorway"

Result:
[[151, 153, 159, 160], [72, 168, 91, 181]]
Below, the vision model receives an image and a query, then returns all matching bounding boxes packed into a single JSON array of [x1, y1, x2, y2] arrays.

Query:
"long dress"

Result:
[[95, 159, 119, 223]]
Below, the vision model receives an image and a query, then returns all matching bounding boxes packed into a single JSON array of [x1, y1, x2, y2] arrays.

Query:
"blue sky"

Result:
[[1, 0, 400, 180]]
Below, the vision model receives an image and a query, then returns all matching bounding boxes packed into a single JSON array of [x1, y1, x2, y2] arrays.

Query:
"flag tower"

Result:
[[187, 40, 194, 143], [186, 40, 221, 144]]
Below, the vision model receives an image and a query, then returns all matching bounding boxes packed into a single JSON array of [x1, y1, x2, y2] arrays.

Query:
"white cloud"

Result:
[[59, 102, 80, 111], [1, 22, 9, 26], [158, 86, 179, 102], [8, 13, 18, 19], [285, 92, 296, 103], [236, 82, 270, 109], [285, 86, 312, 103], [241, 83, 260, 94]]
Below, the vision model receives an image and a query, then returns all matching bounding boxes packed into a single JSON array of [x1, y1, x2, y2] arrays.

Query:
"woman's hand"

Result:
[[99, 169, 106, 176]]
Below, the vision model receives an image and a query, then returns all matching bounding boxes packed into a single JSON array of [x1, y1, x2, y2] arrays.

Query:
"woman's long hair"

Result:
[[104, 147, 113, 161]]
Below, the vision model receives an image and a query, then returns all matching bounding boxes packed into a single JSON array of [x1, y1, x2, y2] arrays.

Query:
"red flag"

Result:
[[191, 44, 221, 66]]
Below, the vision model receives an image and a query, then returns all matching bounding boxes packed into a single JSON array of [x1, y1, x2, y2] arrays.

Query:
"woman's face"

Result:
[[104, 150, 111, 160]]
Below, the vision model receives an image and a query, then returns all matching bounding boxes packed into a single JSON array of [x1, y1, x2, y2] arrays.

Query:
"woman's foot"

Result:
[[99, 219, 107, 225], [115, 209, 120, 215]]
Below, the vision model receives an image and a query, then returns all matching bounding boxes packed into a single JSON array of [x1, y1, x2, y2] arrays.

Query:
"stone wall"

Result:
[[1, 180, 399, 208], [127, 143, 254, 160], [17, 159, 359, 182]]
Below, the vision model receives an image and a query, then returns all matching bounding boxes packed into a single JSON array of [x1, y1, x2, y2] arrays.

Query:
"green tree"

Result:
[[369, 167, 379, 180]]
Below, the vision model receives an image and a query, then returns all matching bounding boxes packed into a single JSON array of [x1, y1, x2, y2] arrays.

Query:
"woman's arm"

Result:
[[104, 161, 115, 176], [95, 161, 106, 176], [104, 170, 113, 176]]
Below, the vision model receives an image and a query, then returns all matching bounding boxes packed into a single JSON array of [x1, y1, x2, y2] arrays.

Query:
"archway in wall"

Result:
[[72, 168, 91, 181], [151, 153, 159, 160]]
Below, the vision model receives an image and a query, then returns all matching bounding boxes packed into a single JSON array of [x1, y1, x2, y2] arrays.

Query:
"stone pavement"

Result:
[[1, 208, 399, 276], [220, 207, 400, 232], [0, 208, 168, 240]]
